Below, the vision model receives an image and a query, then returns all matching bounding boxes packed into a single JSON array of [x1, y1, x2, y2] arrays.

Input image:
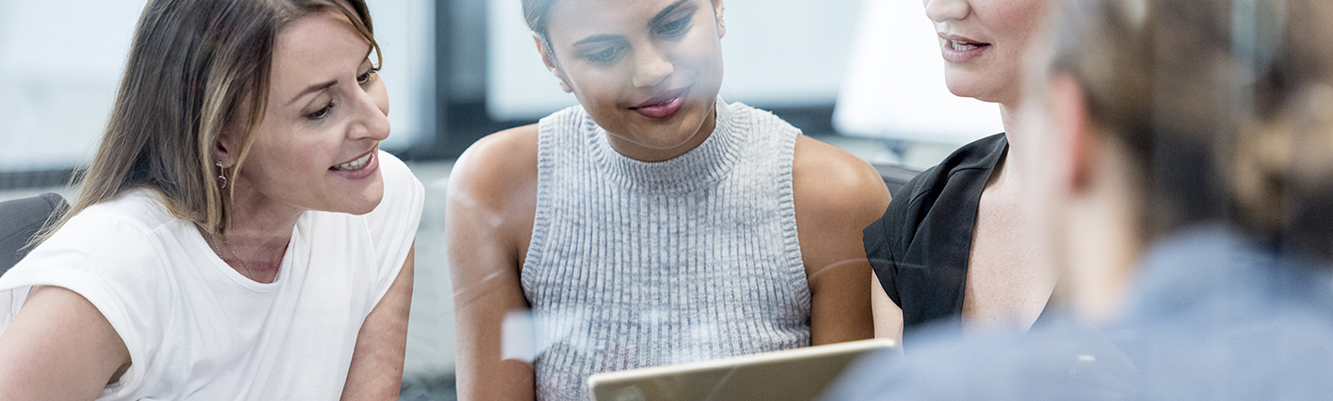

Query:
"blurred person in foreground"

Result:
[[0, 0, 421, 399], [827, 0, 1333, 398]]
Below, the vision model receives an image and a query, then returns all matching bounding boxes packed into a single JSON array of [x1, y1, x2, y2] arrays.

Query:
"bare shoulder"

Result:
[[792, 135, 892, 225], [448, 124, 540, 210], [445, 124, 540, 269]]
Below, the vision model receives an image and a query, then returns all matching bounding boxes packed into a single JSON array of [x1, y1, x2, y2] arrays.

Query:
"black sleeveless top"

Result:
[[863, 133, 1012, 345]]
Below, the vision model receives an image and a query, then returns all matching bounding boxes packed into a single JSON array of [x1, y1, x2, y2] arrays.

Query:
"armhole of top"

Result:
[[773, 118, 812, 312], [521, 113, 561, 292]]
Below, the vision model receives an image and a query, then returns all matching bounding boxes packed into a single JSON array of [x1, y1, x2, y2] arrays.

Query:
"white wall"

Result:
[[486, 0, 863, 120], [0, 0, 433, 172], [833, 0, 1003, 144], [0, 0, 142, 171]]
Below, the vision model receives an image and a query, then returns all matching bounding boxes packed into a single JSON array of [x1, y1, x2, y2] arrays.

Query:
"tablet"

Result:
[[586, 338, 897, 401]]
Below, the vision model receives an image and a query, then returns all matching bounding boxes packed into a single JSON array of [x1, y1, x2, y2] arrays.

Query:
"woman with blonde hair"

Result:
[[0, 0, 421, 399]]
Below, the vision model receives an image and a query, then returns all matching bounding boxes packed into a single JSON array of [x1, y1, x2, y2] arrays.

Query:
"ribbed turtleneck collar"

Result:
[[588, 97, 748, 194]]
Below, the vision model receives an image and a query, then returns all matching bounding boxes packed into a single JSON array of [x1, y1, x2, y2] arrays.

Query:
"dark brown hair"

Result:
[[522, 0, 561, 61], [521, 0, 558, 40]]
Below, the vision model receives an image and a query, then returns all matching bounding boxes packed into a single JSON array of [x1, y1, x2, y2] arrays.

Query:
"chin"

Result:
[[338, 176, 385, 215], [651, 106, 713, 146], [944, 71, 1004, 103]]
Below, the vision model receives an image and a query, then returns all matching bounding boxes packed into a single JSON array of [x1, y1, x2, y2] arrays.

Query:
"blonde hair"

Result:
[[1051, 0, 1333, 258], [35, 0, 381, 245]]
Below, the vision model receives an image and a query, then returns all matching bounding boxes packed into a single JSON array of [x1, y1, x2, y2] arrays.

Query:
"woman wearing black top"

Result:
[[865, 0, 1057, 346]]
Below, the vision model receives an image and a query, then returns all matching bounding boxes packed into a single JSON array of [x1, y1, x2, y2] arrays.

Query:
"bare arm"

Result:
[[447, 126, 539, 401], [871, 272, 904, 346], [342, 245, 415, 401], [793, 136, 893, 345], [0, 285, 131, 400]]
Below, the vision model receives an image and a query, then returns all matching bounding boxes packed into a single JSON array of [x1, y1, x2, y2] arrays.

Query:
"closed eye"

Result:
[[657, 15, 693, 38], [585, 46, 623, 65]]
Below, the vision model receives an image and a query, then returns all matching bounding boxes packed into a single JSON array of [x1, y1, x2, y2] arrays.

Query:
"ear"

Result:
[[533, 33, 574, 93], [713, 0, 726, 38], [1048, 74, 1098, 195], [214, 130, 238, 168]]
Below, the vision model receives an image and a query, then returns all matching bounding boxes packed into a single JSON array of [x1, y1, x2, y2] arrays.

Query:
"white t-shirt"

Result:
[[0, 151, 424, 400]]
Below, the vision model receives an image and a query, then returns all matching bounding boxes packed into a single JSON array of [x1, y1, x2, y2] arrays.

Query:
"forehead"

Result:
[[270, 9, 369, 91], [547, 0, 703, 40]]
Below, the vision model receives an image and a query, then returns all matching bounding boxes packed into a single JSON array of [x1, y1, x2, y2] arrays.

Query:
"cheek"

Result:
[[977, 0, 1048, 63], [251, 130, 335, 179], [567, 67, 628, 109], [668, 34, 725, 91]]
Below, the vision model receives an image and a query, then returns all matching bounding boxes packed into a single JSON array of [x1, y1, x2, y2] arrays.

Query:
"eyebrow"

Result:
[[290, 80, 338, 106], [573, 34, 623, 47], [649, 0, 692, 27], [571, 0, 694, 47], [288, 47, 375, 107]]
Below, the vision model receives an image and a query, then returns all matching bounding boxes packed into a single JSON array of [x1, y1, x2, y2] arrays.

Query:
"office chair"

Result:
[[872, 163, 920, 198], [0, 193, 69, 276]]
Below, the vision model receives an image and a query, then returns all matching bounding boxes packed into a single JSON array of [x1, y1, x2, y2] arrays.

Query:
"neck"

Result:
[[999, 102, 1020, 140], [226, 178, 303, 241], [1063, 143, 1146, 323], [204, 177, 303, 283], [991, 102, 1024, 189]]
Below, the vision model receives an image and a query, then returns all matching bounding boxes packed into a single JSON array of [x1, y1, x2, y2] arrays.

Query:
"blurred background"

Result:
[[0, 0, 1002, 399]]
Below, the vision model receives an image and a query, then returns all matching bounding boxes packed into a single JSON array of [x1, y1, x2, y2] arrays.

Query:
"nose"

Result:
[[631, 46, 674, 88], [924, 0, 970, 23], [349, 81, 391, 142]]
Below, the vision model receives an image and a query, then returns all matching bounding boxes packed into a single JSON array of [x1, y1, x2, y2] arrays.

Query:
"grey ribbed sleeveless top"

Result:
[[522, 99, 812, 400]]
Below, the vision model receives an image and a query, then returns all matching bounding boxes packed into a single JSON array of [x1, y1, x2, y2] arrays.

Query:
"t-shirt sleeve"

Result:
[[0, 214, 169, 398], [864, 165, 938, 309], [360, 151, 425, 309], [865, 202, 902, 307]]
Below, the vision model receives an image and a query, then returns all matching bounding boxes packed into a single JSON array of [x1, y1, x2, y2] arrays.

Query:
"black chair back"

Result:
[[0, 193, 69, 275], [872, 163, 921, 198]]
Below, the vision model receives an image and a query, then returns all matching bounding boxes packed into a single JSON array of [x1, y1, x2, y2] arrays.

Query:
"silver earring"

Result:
[[216, 161, 227, 189]]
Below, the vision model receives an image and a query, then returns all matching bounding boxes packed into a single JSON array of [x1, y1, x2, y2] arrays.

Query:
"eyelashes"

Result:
[[357, 66, 379, 85], [581, 15, 695, 66], [657, 15, 692, 38], [308, 102, 335, 120], [585, 47, 623, 65], [308, 66, 379, 121]]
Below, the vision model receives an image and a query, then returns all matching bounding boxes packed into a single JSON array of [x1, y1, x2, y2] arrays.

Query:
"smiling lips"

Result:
[[939, 35, 991, 64], [329, 148, 379, 180], [332, 152, 372, 171], [629, 89, 688, 119]]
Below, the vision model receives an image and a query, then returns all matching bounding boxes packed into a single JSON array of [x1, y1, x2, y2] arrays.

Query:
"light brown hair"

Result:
[[36, 0, 381, 244], [1051, 0, 1333, 258]]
